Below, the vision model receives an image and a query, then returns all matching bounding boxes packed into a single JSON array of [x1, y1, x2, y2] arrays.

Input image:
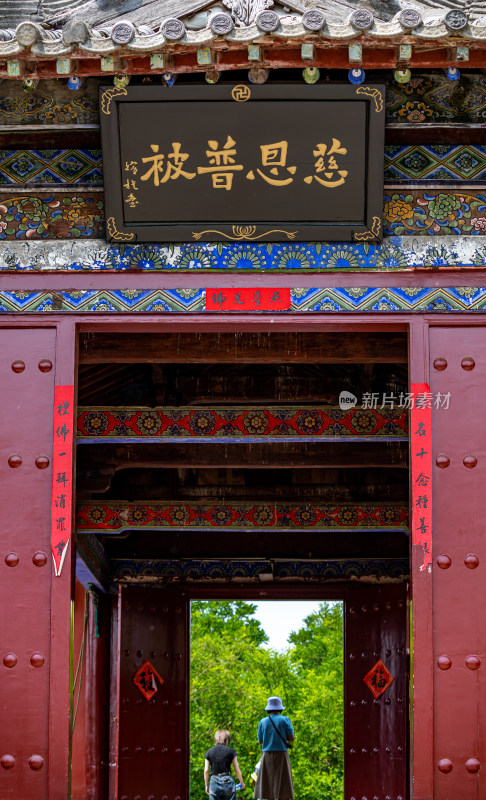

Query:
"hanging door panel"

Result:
[[345, 584, 408, 800], [117, 586, 188, 800]]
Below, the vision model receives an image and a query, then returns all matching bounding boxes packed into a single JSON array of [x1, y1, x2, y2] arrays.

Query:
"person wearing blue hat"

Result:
[[253, 697, 294, 800]]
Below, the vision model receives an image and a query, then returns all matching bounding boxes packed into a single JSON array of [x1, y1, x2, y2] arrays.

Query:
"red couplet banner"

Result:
[[205, 288, 291, 312], [51, 385, 75, 576], [410, 382, 432, 573]]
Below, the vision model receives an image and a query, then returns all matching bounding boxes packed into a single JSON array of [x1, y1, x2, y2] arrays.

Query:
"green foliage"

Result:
[[288, 602, 343, 670], [287, 604, 344, 799], [190, 601, 343, 800], [192, 601, 269, 647]]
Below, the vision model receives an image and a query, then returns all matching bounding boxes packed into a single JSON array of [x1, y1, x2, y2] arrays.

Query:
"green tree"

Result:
[[288, 603, 344, 799], [288, 601, 343, 671], [191, 600, 269, 646], [190, 603, 271, 798]]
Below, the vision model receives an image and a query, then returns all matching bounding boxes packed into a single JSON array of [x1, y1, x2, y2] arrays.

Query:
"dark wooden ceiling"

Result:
[[76, 330, 409, 582]]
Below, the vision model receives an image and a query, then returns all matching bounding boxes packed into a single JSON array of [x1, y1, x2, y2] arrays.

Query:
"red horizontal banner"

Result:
[[206, 288, 291, 311]]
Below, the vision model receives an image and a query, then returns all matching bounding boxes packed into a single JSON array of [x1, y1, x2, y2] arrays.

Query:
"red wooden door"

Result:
[[115, 586, 189, 800], [345, 584, 408, 800], [0, 328, 56, 800], [429, 327, 486, 799]]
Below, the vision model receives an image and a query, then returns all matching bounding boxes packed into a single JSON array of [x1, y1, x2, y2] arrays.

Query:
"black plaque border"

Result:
[[100, 83, 384, 243]]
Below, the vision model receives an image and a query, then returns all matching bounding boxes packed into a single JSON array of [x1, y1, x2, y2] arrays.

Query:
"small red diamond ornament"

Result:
[[363, 658, 394, 699], [133, 660, 164, 701]]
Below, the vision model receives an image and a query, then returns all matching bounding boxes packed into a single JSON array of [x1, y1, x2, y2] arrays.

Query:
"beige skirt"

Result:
[[254, 751, 294, 800]]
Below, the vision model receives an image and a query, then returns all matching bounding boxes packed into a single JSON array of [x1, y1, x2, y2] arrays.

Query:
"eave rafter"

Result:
[[1, 3, 485, 75], [0, 42, 484, 78]]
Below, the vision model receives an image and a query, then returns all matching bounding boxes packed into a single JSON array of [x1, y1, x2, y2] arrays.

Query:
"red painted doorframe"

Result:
[[409, 319, 433, 800], [51, 319, 77, 800], [0, 313, 433, 800], [115, 582, 407, 800]]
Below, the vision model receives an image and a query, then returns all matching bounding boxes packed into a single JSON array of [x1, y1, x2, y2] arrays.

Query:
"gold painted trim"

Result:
[[231, 85, 251, 102], [106, 216, 135, 241], [101, 86, 128, 115], [193, 225, 297, 241], [354, 216, 381, 241], [356, 87, 383, 113]]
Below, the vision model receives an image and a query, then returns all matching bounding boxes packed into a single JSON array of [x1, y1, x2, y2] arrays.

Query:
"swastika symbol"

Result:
[[232, 85, 251, 102]]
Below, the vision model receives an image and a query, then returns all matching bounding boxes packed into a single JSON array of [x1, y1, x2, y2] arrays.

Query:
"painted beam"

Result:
[[76, 500, 409, 533], [0, 287, 486, 312], [1, 236, 486, 274], [1, 74, 485, 131], [1, 145, 484, 188], [76, 406, 408, 440], [110, 557, 410, 583], [1, 187, 486, 240]]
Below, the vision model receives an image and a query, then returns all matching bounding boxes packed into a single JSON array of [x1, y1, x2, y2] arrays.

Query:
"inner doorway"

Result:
[[189, 598, 345, 800], [114, 584, 407, 800], [74, 328, 410, 800]]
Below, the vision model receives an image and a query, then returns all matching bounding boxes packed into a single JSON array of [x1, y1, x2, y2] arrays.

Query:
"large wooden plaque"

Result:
[[100, 83, 384, 243]]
